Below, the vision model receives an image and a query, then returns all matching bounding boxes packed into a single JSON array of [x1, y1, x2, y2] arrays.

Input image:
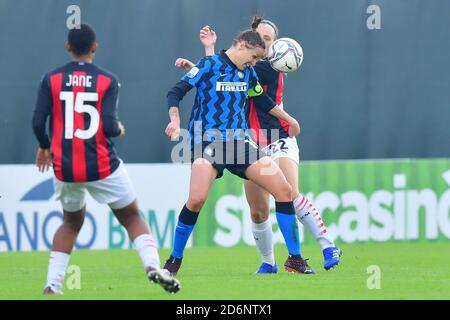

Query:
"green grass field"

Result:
[[1, 242, 449, 300]]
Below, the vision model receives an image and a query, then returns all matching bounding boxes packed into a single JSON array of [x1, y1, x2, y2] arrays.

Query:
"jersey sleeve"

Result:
[[32, 74, 52, 149], [167, 81, 193, 108], [180, 57, 211, 87], [101, 77, 121, 138], [253, 60, 275, 86], [166, 57, 211, 108], [247, 66, 276, 113]]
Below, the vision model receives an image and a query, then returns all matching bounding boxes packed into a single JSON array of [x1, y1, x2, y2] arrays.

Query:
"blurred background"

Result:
[[1, 0, 449, 164]]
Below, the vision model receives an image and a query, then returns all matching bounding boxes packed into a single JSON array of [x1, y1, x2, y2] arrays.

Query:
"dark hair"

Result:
[[67, 23, 96, 56], [233, 29, 265, 50], [251, 16, 279, 39]]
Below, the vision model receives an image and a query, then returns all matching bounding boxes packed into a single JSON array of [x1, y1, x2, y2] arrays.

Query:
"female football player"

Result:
[[163, 29, 315, 276], [176, 18, 341, 273]]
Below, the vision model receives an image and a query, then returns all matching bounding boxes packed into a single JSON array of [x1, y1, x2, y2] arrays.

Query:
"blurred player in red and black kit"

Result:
[[32, 23, 180, 294]]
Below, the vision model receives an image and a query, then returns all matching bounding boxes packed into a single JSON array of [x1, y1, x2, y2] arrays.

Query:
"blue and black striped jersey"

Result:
[[168, 51, 261, 145]]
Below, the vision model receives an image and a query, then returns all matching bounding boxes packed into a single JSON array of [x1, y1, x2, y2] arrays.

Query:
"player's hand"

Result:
[[288, 119, 301, 137], [165, 120, 180, 140], [118, 121, 125, 137], [175, 58, 195, 72], [35, 148, 52, 173], [200, 25, 217, 51]]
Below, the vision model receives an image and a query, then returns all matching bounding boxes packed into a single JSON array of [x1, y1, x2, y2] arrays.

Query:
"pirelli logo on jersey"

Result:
[[216, 81, 247, 92]]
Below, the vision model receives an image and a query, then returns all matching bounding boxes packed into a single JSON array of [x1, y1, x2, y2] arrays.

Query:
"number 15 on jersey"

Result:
[[60, 91, 99, 140]]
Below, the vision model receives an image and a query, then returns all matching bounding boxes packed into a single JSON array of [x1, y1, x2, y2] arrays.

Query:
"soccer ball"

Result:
[[267, 37, 304, 73]]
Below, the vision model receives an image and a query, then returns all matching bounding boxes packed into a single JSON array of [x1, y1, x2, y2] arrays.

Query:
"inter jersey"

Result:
[[169, 51, 260, 145]]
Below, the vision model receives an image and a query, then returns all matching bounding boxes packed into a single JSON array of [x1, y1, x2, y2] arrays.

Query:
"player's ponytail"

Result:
[[251, 16, 263, 30], [250, 16, 279, 40]]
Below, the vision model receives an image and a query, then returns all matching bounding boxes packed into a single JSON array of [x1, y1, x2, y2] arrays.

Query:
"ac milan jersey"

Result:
[[33, 61, 121, 182], [248, 59, 290, 147]]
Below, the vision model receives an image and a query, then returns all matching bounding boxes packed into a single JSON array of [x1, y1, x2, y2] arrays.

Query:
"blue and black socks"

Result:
[[171, 204, 199, 259], [275, 201, 300, 256], [172, 202, 300, 259]]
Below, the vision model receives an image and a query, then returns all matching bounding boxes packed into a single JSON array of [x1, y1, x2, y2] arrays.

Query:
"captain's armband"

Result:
[[248, 83, 264, 97]]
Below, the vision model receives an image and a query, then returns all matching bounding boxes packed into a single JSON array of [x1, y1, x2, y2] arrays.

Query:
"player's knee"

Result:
[[249, 204, 270, 223], [274, 182, 293, 202], [251, 212, 269, 224], [188, 194, 207, 212]]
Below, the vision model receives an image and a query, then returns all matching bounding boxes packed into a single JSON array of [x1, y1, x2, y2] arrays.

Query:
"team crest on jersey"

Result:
[[216, 81, 247, 92], [238, 71, 244, 79], [187, 67, 200, 79], [204, 146, 214, 156]]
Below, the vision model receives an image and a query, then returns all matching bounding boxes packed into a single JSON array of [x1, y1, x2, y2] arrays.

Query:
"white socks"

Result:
[[45, 251, 70, 292], [133, 234, 161, 270], [294, 194, 335, 249], [252, 219, 275, 266], [44, 234, 160, 292]]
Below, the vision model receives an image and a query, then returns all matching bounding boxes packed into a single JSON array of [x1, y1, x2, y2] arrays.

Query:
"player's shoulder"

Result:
[[254, 59, 279, 81], [196, 54, 217, 68], [40, 62, 71, 82], [255, 59, 276, 73], [256, 59, 271, 68], [90, 64, 120, 84]]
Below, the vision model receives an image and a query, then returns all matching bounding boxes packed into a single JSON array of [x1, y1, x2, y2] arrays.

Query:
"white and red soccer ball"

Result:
[[267, 37, 304, 73]]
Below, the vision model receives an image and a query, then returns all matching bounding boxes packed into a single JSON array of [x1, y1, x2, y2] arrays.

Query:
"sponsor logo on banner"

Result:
[[1, 160, 450, 251], [0, 164, 191, 252], [198, 160, 450, 247]]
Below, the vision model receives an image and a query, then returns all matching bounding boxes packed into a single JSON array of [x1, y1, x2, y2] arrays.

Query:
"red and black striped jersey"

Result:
[[33, 61, 121, 182], [248, 59, 289, 147]]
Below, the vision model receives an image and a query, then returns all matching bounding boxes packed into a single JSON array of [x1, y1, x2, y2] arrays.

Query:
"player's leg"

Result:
[[44, 181, 86, 294], [51, 208, 86, 254], [275, 138, 341, 270], [111, 200, 179, 293], [87, 162, 180, 293], [90, 163, 162, 272], [111, 200, 160, 272], [244, 156, 314, 274], [244, 180, 278, 273], [163, 158, 218, 275]]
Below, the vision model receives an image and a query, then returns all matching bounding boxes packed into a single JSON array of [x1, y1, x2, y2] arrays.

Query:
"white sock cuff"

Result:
[[50, 251, 71, 265], [134, 234, 157, 250], [251, 219, 271, 232], [293, 194, 306, 209]]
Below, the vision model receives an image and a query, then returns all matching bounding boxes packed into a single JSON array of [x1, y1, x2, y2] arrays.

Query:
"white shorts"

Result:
[[54, 161, 136, 212], [262, 136, 300, 164]]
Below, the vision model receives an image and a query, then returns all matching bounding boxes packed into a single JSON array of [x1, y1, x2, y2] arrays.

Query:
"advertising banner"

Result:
[[1, 159, 449, 252]]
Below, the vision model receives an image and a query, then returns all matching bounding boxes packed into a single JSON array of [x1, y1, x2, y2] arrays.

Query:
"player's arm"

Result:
[[166, 80, 193, 139], [174, 26, 216, 73], [175, 58, 195, 72], [32, 75, 52, 172], [200, 25, 217, 56], [166, 57, 209, 139], [269, 105, 301, 137], [249, 84, 301, 137], [102, 78, 124, 138]]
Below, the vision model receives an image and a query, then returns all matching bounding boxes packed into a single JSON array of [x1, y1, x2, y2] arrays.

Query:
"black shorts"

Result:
[[191, 139, 266, 179]]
